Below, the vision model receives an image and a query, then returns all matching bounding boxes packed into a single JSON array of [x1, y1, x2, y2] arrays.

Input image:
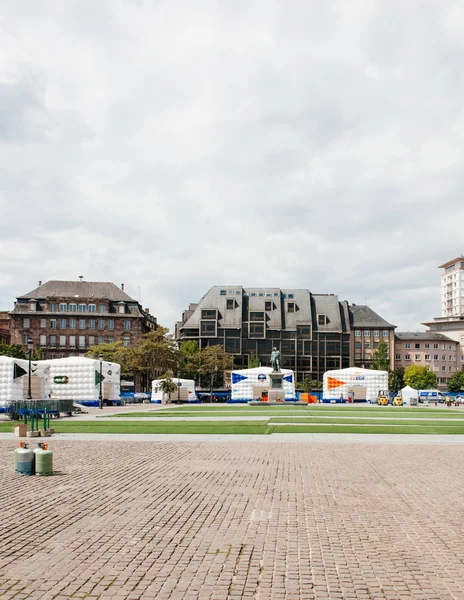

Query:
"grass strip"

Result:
[[271, 424, 464, 434], [270, 417, 464, 425]]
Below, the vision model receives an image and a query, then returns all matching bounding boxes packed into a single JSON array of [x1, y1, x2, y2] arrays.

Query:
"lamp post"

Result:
[[27, 338, 33, 400], [177, 371, 181, 403], [210, 365, 218, 403], [98, 353, 103, 409]]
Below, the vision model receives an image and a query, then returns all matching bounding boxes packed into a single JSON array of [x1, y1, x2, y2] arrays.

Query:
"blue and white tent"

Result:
[[230, 367, 296, 403]]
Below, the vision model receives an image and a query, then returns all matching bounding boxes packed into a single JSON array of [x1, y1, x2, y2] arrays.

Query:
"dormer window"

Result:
[[226, 299, 234, 309], [318, 314, 327, 325], [29, 300, 37, 311], [287, 302, 295, 313], [118, 302, 125, 314], [265, 301, 273, 311]]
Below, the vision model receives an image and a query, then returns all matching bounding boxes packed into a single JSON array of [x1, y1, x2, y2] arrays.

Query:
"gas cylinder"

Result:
[[16, 443, 35, 476], [35, 443, 53, 476], [14, 441, 26, 472]]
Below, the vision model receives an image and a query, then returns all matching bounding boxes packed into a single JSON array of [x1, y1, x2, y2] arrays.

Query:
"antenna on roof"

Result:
[[79, 276, 84, 282]]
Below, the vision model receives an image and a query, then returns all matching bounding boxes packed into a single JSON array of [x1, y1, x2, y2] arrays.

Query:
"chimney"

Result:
[[39, 280, 42, 286], [145, 308, 150, 314], [79, 276, 84, 282], [121, 283, 125, 291]]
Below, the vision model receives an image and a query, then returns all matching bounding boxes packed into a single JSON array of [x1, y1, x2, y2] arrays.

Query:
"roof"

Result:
[[395, 332, 457, 342], [18, 281, 135, 302], [349, 305, 395, 328], [438, 256, 464, 269]]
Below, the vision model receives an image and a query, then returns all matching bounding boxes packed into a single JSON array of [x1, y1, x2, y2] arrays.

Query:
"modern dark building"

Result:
[[10, 279, 157, 359], [176, 286, 396, 383]]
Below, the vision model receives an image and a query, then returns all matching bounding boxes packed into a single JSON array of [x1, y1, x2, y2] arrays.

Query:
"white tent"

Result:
[[231, 367, 296, 403], [323, 367, 388, 403], [400, 385, 418, 405]]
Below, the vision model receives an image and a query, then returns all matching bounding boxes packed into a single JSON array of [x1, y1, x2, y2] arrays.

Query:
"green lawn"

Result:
[[270, 424, 464, 435], [270, 417, 464, 425]]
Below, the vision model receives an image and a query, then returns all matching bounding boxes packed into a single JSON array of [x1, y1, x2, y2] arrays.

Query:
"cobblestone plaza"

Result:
[[1, 439, 463, 600]]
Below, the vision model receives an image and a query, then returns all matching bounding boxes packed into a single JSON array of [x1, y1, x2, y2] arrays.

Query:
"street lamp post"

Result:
[[177, 371, 181, 403], [27, 338, 33, 400], [98, 353, 103, 409]]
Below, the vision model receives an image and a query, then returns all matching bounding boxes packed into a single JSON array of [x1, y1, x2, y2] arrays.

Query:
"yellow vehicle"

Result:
[[392, 396, 403, 406], [378, 390, 389, 405]]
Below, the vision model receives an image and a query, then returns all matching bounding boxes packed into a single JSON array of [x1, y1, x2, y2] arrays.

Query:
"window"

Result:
[[225, 338, 241, 353], [22, 333, 29, 344], [355, 342, 361, 348], [59, 303, 67, 312], [40, 319, 47, 328], [373, 330, 379, 337], [442, 366, 446, 372], [99, 305, 106, 313], [425, 343, 430, 349], [425, 354, 430, 360], [89, 320, 96, 330], [287, 302, 295, 313], [449, 366, 453, 372], [415, 354, 421, 360], [50, 319, 56, 329], [297, 325, 311, 337], [88, 304, 96, 313], [97, 336, 104, 345], [395, 354, 401, 360], [405, 343, 411, 349], [123, 321, 131, 330], [449, 345, 452, 350], [442, 355, 446, 361], [40, 335, 46, 347], [228, 290, 234, 295], [88, 336, 95, 346], [98, 319, 105, 330], [258, 293, 264, 297], [60, 319, 66, 329], [23, 318, 30, 328], [69, 319, 76, 329], [123, 335, 130, 347], [108, 320, 114, 330], [405, 354, 411, 360], [373, 342, 379, 348], [79, 319, 86, 330], [382, 331, 389, 337], [30, 301, 36, 311], [59, 336, 66, 348], [355, 330, 361, 337], [265, 301, 273, 311], [201, 309, 217, 319], [249, 323, 265, 338], [434, 354, 439, 360], [442, 345, 446, 350], [49, 353, 56, 359], [49, 303, 56, 312], [106, 337, 114, 344], [364, 342, 371, 349], [449, 355, 453, 361], [318, 314, 326, 326], [220, 290, 226, 295], [364, 330, 370, 337], [415, 343, 421, 349], [226, 299, 234, 309], [69, 303, 77, 312], [433, 344, 439, 349], [249, 312, 265, 321], [78, 304, 86, 313], [50, 335, 56, 348], [200, 321, 216, 337], [118, 304, 125, 314], [79, 336, 85, 348]]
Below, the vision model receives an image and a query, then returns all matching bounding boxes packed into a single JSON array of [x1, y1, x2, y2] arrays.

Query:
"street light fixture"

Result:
[[98, 353, 103, 409], [27, 338, 33, 400], [177, 370, 181, 403]]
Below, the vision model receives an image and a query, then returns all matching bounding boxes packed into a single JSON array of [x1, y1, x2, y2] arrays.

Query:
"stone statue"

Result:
[[271, 347, 281, 372]]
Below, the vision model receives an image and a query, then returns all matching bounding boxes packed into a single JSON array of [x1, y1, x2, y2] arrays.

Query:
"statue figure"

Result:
[[271, 347, 281, 372]]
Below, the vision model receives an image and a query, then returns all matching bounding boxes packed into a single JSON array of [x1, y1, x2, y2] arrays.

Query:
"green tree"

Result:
[[178, 340, 200, 380], [125, 327, 178, 390], [389, 366, 405, 395], [158, 371, 178, 404], [296, 375, 314, 393], [371, 340, 390, 371], [197, 345, 234, 391], [447, 371, 464, 393], [248, 352, 260, 368], [0, 343, 27, 359], [86, 341, 132, 379], [404, 364, 437, 390]]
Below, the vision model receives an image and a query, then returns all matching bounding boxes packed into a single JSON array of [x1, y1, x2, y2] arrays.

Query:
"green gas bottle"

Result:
[[35, 442, 53, 476]]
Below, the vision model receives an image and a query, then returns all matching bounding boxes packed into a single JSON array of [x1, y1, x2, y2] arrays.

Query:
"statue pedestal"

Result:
[[268, 372, 285, 403]]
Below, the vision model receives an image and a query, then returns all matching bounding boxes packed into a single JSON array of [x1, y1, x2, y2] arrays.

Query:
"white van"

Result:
[[418, 390, 446, 403]]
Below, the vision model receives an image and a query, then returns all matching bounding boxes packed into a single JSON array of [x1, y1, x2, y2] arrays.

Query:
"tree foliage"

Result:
[[371, 340, 390, 371], [125, 327, 178, 385], [196, 345, 234, 389], [447, 371, 464, 393], [158, 370, 178, 402], [295, 375, 315, 393], [389, 366, 405, 395], [248, 352, 260, 368], [178, 340, 200, 380], [404, 364, 437, 390], [86, 341, 132, 378], [0, 343, 27, 359]]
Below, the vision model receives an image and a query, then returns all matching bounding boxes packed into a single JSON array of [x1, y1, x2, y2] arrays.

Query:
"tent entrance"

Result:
[[253, 385, 269, 401], [348, 386, 367, 402]]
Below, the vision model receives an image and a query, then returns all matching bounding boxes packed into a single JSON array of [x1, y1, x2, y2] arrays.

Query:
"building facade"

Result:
[[349, 305, 396, 370], [9, 280, 157, 359], [394, 332, 460, 389], [0, 311, 11, 344], [176, 286, 396, 383], [439, 257, 464, 317]]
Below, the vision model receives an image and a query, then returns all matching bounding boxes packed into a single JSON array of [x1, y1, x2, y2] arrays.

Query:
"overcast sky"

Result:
[[1, 0, 463, 333]]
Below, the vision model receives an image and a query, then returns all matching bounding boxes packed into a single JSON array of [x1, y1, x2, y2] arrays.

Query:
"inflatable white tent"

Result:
[[231, 366, 296, 403], [0, 356, 51, 407], [46, 357, 121, 407], [323, 367, 388, 403], [151, 377, 196, 404]]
